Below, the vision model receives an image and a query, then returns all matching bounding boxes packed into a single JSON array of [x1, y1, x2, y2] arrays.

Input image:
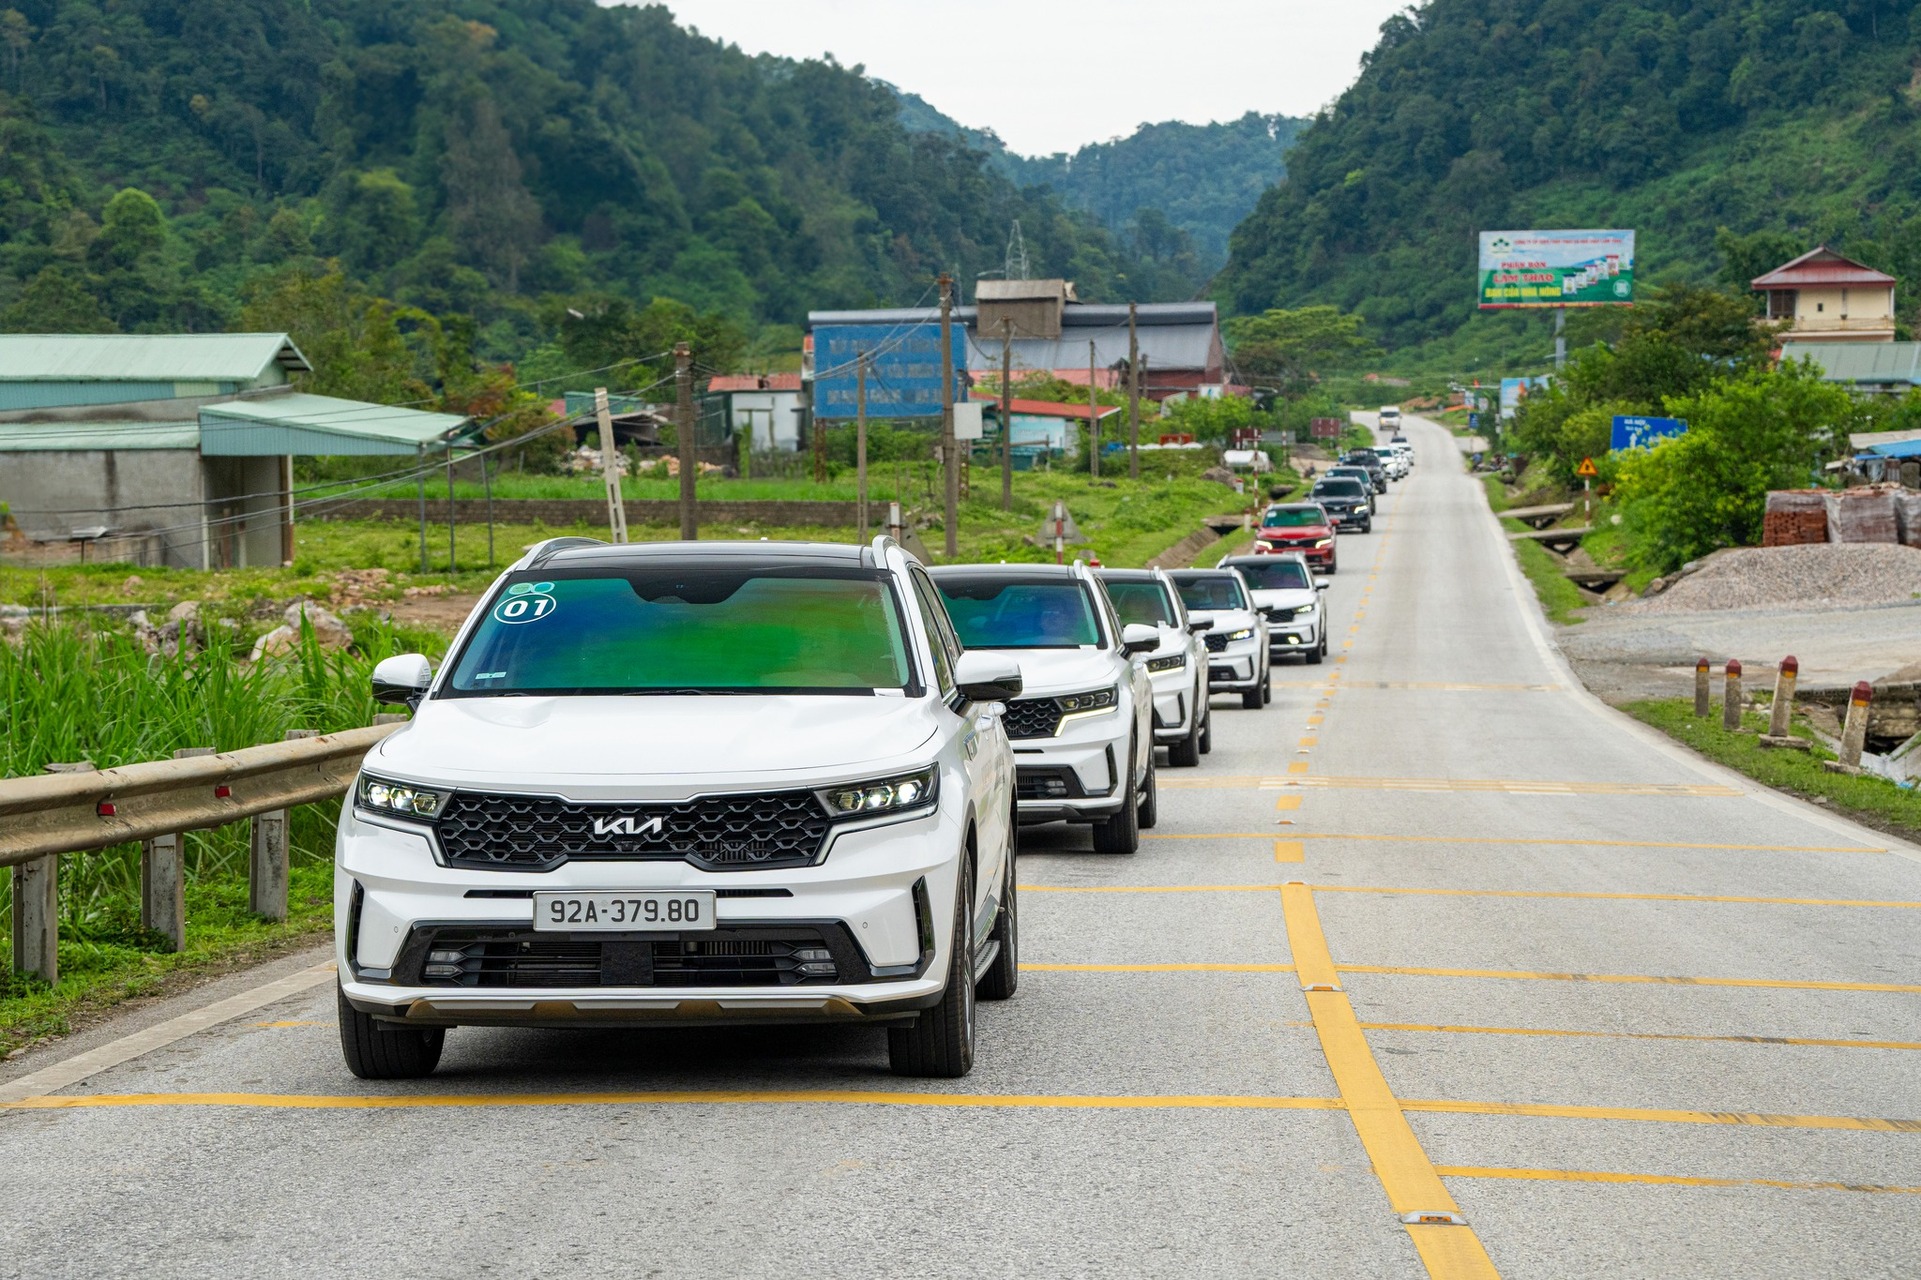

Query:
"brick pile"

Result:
[[1825, 485, 1902, 544], [1762, 490, 1828, 546], [1897, 491, 1921, 548]]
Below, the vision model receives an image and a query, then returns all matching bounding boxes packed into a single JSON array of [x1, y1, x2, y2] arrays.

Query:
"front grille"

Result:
[[403, 925, 871, 987], [1016, 766, 1092, 801], [433, 790, 830, 872], [1264, 606, 1299, 621], [1002, 696, 1063, 740], [1204, 631, 1230, 653]]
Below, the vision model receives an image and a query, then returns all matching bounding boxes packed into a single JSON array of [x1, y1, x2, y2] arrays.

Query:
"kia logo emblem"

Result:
[[592, 815, 666, 838]]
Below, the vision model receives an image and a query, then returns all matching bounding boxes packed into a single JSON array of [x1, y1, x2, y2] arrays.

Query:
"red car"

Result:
[[1253, 503, 1338, 572]]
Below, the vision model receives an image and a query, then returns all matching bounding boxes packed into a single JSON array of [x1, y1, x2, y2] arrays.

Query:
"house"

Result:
[[979, 396, 1124, 456], [1780, 341, 1921, 395], [706, 373, 805, 451], [1752, 247, 1897, 343], [0, 333, 468, 569]]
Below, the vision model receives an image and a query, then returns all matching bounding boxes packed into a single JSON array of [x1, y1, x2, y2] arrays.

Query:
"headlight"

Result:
[[818, 765, 938, 818], [1221, 628, 1255, 643], [1313, 538, 1333, 548], [1057, 685, 1120, 721], [357, 774, 450, 820], [1145, 653, 1186, 673]]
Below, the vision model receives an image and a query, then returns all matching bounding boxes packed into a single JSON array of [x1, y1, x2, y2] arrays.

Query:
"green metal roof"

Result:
[[198, 393, 468, 456], [1781, 341, 1921, 384], [0, 333, 311, 382], [0, 421, 201, 451]]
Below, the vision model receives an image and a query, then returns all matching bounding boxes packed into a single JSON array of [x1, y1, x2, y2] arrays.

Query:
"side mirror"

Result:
[[1315, 578, 1331, 591], [1120, 623, 1159, 658], [955, 651, 1023, 704], [371, 653, 433, 706], [1186, 619, 1212, 634]]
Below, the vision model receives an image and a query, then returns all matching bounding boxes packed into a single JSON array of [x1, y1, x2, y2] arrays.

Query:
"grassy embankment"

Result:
[[0, 617, 444, 1054], [1625, 699, 1921, 846], [1480, 473, 1589, 625], [3, 454, 1284, 610]]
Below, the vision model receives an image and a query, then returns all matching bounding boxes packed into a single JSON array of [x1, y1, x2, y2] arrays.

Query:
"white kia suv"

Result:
[[1220, 552, 1328, 665], [336, 537, 1021, 1081], [1094, 566, 1212, 766], [930, 562, 1158, 855], [1169, 568, 1272, 709]]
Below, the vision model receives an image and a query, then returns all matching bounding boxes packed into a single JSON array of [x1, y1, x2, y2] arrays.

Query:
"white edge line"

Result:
[[1452, 415, 1921, 869], [0, 962, 336, 1105]]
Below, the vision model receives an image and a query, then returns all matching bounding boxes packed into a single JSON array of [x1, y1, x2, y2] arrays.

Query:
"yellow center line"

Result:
[[1307, 715, 1324, 726], [1404, 1099, 1921, 1133], [1361, 1021, 1921, 1052], [1275, 840, 1305, 864], [1139, 832, 1297, 840], [1339, 964, 1921, 995], [1299, 737, 1318, 748], [1275, 795, 1303, 811], [1023, 963, 1297, 973], [1288, 832, 1885, 855], [1287, 761, 1310, 774], [1271, 777, 1741, 797], [1, 1090, 1347, 1114], [1438, 1166, 1921, 1195], [251, 1020, 326, 1029], [1312, 883, 1921, 909], [1280, 884, 1502, 1277]]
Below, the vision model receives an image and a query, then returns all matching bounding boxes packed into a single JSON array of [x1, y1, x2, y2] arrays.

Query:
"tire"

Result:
[[1168, 706, 1202, 767], [337, 984, 444, 1080], [1199, 704, 1213, 755], [1241, 682, 1263, 710], [977, 847, 1019, 1002], [1136, 750, 1158, 830], [1262, 661, 1273, 704], [1091, 743, 1142, 855], [1306, 641, 1324, 666], [889, 873, 977, 1077]]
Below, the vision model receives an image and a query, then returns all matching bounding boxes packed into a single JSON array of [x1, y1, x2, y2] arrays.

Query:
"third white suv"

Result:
[[931, 562, 1159, 855], [1169, 567, 1271, 709], [1094, 566, 1211, 766]]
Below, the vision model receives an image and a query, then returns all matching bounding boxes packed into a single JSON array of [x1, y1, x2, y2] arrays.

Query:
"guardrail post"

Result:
[[1721, 659, 1744, 732], [248, 730, 319, 921], [1693, 657, 1710, 717], [1826, 682, 1873, 774], [1758, 656, 1811, 751], [142, 747, 212, 952], [12, 761, 91, 985]]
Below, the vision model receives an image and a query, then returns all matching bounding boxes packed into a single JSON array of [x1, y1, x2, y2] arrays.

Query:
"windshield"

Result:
[[1262, 506, 1325, 528], [445, 569, 913, 696], [1231, 559, 1311, 591], [1102, 580, 1175, 627], [936, 577, 1103, 649], [1314, 479, 1366, 498], [1174, 575, 1248, 612]]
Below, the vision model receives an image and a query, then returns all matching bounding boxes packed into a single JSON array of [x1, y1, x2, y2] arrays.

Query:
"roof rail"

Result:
[[526, 536, 608, 568]]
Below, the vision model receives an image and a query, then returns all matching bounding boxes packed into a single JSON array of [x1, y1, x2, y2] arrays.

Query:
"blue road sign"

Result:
[[1467, 412, 1480, 431], [1610, 415, 1687, 451], [812, 324, 967, 419]]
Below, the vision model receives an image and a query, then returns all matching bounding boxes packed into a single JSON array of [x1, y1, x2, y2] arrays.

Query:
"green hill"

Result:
[[0, 0, 1157, 355], [1218, 0, 1921, 370]]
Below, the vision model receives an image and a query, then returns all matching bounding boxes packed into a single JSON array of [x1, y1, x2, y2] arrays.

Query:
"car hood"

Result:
[[1189, 608, 1260, 632], [1249, 588, 1318, 611], [992, 647, 1122, 698], [371, 694, 939, 790]]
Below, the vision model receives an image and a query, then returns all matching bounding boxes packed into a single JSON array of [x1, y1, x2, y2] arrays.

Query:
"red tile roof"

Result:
[[705, 375, 763, 392], [985, 398, 1124, 421], [765, 373, 802, 391], [1752, 246, 1896, 289]]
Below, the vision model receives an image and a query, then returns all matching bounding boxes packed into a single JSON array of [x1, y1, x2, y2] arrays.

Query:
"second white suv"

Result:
[[336, 536, 1021, 1082], [1169, 568, 1271, 709], [931, 562, 1158, 855], [1221, 552, 1328, 665], [1094, 566, 1211, 766]]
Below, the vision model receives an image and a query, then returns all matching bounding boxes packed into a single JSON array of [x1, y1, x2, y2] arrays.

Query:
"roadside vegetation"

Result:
[[1480, 475, 1589, 626], [0, 617, 445, 1053], [1625, 699, 1921, 847]]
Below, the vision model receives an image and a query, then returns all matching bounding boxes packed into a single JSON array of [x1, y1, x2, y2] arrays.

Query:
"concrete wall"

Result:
[[728, 391, 804, 451], [0, 449, 206, 568], [203, 454, 286, 568], [309, 498, 879, 528], [1792, 286, 1897, 339]]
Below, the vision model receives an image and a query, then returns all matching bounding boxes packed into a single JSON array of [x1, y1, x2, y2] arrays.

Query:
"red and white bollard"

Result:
[[1693, 657, 1710, 718], [1722, 658, 1744, 732], [1759, 656, 1802, 747], [1830, 681, 1873, 773]]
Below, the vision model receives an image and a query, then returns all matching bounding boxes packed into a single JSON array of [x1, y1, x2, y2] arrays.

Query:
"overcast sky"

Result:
[[642, 1, 1407, 155]]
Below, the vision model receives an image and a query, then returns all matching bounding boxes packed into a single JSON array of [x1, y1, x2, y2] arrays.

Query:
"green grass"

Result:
[[1482, 475, 1589, 625], [1624, 699, 1921, 846], [1197, 527, 1257, 565]]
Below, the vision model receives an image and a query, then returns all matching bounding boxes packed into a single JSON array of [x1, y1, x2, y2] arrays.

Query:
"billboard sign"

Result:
[[1610, 415, 1687, 451], [1498, 376, 1550, 421], [812, 324, 967, 419], [1479, 230, 1635, 309], [1310, 417, 1343, 439]]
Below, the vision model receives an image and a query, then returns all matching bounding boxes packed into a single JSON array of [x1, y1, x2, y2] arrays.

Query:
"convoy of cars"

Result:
[[332, 420, 1405, 1084]]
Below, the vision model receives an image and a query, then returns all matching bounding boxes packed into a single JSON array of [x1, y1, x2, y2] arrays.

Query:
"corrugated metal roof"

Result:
[[0, 333, 311, 381], [1863, 437, 1921, 458], [806, 302, 1223, 375], [199, 393, 467, 456], [0, 421, 200, 451], [1752, 247, 1896, 289], [1783, 341, 1921, 383]]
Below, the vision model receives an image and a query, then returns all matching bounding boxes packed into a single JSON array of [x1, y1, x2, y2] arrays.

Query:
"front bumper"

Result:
[[1265, 619, 1320, 656], [1010, 705, 1130, 824], [1260, 541, 1335, 567], [1149, 669, 1197, 742], [334, 800, 962, 1026], [1206, 641, 1263, 691]]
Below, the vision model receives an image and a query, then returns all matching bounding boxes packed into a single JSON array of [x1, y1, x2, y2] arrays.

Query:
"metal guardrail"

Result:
[[4, 722, 402, 986]]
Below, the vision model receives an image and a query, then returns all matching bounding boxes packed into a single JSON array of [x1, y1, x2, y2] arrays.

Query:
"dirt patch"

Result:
[[387, 592, 483, 633]]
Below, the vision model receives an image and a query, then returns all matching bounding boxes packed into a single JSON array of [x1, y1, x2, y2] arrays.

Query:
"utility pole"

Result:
[[1087, 339, 1100, 481], [445, 438, 457, 572], [1554, 306, 1567, 371], [856, 351, 870, 544], [1127, 301, 1140, 480], [999, 318, 1013, 511], [938, 273, 957, 557], [674, 343, 697, 540], [596, 387, 628, 544]]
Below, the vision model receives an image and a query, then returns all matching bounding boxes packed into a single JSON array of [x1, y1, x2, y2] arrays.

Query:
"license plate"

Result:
[[533, 890, 716, 932]]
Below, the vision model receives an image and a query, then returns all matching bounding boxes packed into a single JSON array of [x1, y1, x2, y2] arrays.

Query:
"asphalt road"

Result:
[[4, 413, 1919, 1278]]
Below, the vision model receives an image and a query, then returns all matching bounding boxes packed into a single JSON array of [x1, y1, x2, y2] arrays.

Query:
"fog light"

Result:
[[423, 963, 462, 977], [428, 949, 465, 964], [1039, 777, 1069, 797], [795, 947, 832, 961]]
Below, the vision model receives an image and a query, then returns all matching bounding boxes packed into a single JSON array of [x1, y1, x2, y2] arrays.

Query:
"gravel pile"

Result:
[[1625, 543, 1921, 615]]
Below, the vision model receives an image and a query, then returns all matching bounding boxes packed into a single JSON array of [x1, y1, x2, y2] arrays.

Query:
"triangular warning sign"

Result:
[[1576, 457, 1598, 478]]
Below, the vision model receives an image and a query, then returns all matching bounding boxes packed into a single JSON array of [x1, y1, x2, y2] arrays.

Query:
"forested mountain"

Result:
[[893, 91, 1305, 283], [0, 0, 1179, 365], [1220, 0, 1921, 363]]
